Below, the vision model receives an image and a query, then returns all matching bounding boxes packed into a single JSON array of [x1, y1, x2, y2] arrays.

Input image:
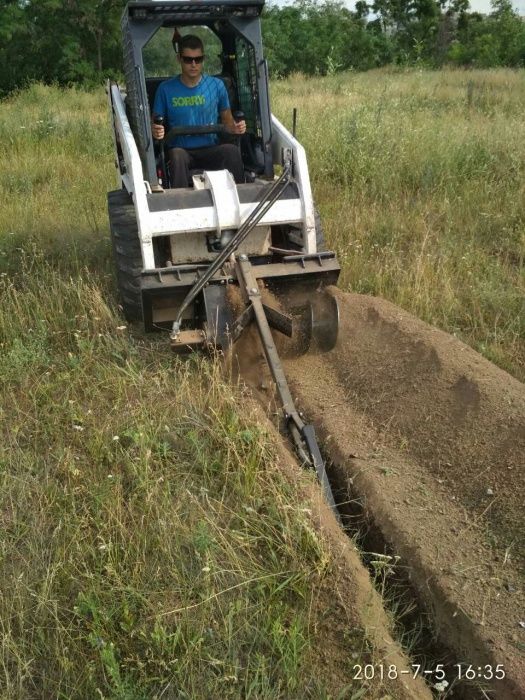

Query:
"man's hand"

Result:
[[221, 109, 246, 136], [226, 119, 246, 136], [152, 122, 165, 140]]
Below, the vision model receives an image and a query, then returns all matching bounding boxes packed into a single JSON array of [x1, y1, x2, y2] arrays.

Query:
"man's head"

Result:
[[177, 35, 205, 82]]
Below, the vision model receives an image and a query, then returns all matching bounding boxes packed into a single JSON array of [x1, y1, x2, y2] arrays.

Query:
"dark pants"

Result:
[[168, 143, 244, 188]]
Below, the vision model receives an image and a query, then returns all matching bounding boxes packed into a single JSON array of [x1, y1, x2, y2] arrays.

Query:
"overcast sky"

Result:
[[466, 0, 524, 11], [273, 0, 525, 14]]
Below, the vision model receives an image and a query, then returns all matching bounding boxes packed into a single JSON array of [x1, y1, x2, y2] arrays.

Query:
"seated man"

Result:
[[152, 33, 246, 188]]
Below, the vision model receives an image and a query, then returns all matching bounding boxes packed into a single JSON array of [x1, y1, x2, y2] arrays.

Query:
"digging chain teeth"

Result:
[[235, 255, 340, 520]]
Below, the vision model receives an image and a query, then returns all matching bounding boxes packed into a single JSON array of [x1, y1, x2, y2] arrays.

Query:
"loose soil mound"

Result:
[[283, 290, 525, 699], [330, 289, 525, 564]]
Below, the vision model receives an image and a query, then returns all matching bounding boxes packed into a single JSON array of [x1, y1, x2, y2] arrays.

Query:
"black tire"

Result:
[[314, 207, 326, 252], [108, 189, 143, 322]]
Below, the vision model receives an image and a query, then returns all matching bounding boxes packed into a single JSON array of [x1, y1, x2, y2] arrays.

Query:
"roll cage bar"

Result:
[[121, 0, 273, 189]]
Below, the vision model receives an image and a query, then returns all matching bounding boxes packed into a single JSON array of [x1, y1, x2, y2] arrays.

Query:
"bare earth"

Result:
[[255, 407, 433, 699], [279, 289, 525, 699]]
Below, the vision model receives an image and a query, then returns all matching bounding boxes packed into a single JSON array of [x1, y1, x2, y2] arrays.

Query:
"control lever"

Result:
[[232, 110, 246, 145], [152, 114, 166, 189], [152, 114, 165, 139]]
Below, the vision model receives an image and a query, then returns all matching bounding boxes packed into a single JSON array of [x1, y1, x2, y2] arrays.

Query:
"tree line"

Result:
[[263, 0, 525, 74], [1, 0, 524, 95]]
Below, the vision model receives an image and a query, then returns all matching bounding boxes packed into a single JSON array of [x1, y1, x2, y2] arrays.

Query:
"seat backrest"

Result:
[[146, 77, 169, 117]]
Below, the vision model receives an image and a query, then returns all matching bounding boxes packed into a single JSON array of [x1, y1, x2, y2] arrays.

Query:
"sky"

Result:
[[469, 0, 525, 11], [273, 0, 525, 14]]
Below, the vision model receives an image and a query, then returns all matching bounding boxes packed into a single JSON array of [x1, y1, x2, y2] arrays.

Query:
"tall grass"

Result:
[[273, 69, 524, 379], [0, 70, 523, 696], [0, 282, 335, 696], [0, 85, 378, 698]]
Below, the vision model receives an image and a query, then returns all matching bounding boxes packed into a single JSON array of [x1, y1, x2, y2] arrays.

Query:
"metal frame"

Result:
[[108, 81, 320, 271], [108, 0, 338, 335], [235, 255, 340, 518], [121, 0, 273, 187]]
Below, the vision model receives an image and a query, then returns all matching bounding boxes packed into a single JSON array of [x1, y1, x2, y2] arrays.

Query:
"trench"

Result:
[[233, 285, 524, 699], [246, 380, 494, 699], [323, 455, 490, 700]]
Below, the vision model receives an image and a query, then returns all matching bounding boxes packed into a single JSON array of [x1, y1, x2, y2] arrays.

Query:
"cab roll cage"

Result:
[[121, 0, 273, 189]]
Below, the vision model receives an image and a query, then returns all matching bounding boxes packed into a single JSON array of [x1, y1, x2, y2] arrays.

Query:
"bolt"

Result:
[[250, 287, 258, 294]]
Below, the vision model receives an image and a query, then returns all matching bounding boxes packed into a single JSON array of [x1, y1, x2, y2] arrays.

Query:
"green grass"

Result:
[[0, 70, 524, 697], [272, 68, 525, 380], [0, 263, 353, 698], [0, 85, 375, 699]]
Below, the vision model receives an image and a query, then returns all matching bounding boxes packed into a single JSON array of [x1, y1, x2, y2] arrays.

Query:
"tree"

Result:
[[447, 0, 525, 67], [0, 0, 32, 94], [69, 0, 124, 73], [489, 0, 525, 65], [263, 0, 387, 76], [0, 0, 126, 94]]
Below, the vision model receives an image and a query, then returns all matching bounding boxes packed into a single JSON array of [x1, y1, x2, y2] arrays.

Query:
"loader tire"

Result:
[[108, 189, 143, 323]]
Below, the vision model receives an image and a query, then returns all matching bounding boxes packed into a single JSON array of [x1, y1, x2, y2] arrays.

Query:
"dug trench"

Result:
[[233, 287, 525, 699]]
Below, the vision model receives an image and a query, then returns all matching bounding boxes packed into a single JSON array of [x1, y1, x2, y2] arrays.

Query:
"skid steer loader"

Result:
[[107, 0, 341, 513]]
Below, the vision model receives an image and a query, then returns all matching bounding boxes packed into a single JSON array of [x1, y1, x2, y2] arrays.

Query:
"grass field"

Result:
[[0, 87, 349, 699], [0, 69, 523, 697], [273, 68, 525, 380]]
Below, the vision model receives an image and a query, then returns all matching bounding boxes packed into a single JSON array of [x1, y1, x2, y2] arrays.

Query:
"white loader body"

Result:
[[108, 82, 318, 272]]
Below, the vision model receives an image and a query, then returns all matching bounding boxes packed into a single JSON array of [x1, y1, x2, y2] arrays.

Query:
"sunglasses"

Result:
[[181, 55, 205, 64]]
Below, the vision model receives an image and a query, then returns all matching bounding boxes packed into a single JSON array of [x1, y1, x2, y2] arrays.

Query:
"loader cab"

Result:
[[122, 0, 273, 190]]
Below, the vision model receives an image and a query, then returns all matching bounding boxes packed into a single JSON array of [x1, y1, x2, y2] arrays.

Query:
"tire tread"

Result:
[[108, 189, 143, 322]]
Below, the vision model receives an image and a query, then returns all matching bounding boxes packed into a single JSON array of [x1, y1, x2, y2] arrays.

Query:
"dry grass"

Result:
[[0, 85, 376, 699], [273, 68, 525, 380], [0, 255, 358, 698]]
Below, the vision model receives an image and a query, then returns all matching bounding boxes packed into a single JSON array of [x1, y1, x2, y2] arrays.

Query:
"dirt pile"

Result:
[[283, 290, 525, 699], [328, 289, 525, 563]]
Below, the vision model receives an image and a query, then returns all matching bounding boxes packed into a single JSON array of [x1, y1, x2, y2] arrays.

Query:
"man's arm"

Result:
[[220, 109, 246, 135]]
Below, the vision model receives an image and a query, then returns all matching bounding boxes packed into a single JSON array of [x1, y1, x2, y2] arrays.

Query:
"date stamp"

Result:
[[352, 663, 506, 684]]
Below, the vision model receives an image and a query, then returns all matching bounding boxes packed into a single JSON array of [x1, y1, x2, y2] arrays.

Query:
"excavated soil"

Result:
[[230, 284, 524, 697], [279, 289, 525, 699], [244, 398, 433, 700]]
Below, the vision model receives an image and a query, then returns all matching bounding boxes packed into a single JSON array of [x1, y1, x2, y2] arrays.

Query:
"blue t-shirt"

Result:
[[153, 75, 230, 149]]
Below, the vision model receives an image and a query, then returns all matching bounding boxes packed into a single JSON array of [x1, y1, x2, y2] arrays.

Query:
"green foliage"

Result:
[[447, 0, 525, 66], [263, 0, 393, 75], [262, 0, 525, 76], [1, 0, 524, 93], [0, 0, 126, 95]]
